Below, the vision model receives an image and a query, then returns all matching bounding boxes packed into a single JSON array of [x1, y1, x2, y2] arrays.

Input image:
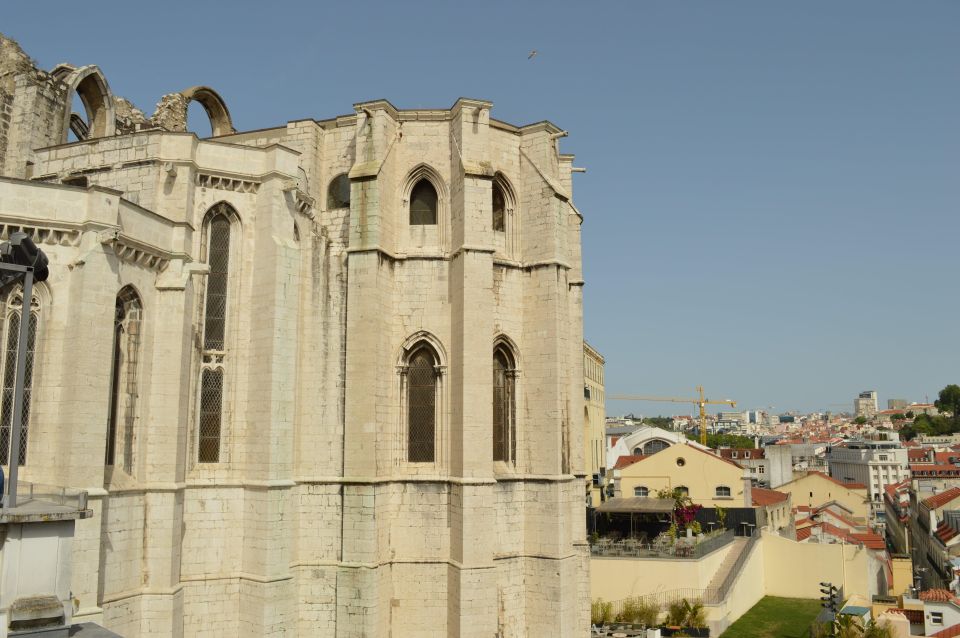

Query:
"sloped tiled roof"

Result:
[[920, 588, 958, 603], [613, 455, 648, 470], [752, 487, 789, 507], [796, 526, 813, 541], [885, 608, 924, 624], [930, 623, 960, 638], [849, 532, 886, 550], [923, 487, 960, 510], [935, 522, 960, 544]]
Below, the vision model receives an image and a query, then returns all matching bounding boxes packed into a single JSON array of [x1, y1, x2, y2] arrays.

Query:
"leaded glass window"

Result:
[[197, 204, 236, 464], [0, 289, 38, 466], [407, 347, 436, 462], [493, 346, 516, 463], [409, 180, 438, 226]]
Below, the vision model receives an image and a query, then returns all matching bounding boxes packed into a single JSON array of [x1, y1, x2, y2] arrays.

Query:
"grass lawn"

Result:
[[720, 596, 823, 638]]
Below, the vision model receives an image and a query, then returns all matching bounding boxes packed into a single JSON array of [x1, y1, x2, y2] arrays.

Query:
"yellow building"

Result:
[[777, 471, 870, 521], [584, 341, 605, 506], [615, 443, 749, 508]]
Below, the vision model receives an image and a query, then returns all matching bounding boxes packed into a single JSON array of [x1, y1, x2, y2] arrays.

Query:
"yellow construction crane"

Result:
[[609, 386, 737, 447]]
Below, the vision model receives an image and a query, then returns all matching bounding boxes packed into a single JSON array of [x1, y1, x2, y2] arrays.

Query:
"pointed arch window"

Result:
[[492, 182, 506, 232], [0, 287, 39, 466], [105, 287, 142, 473], [409, 179, 438, 225], [493, 345, 517, 463], [407, 346, 437, 462], [197, 203, 238, 463]]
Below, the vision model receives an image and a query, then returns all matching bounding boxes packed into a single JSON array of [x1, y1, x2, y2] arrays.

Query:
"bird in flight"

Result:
[[528, 50, 537, 60]]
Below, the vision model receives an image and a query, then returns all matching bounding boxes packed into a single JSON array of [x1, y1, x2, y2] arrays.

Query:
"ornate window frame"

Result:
[[493, 334, 520, 468], [396, 332, 447, 472], [491, 172, 519, 260], [0, 284, 43, 466], [194, 202, 241, 466], [400, 164, 448, 254]]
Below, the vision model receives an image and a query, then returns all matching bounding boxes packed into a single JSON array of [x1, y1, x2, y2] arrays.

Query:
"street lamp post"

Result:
[[0, 232, 49, 510]]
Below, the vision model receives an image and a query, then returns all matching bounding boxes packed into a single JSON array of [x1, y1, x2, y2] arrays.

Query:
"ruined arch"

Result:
[[59, 65, 116, 142], [181, 86, 235, 137]]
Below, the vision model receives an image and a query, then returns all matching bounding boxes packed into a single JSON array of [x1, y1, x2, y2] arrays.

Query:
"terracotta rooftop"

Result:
[[923, 488, 960, 510], [719, 448, 765, 460], [752, 487, 789, 507], [912, 465, 960, 478], [612, 455, 647, 470], [849, 532, 886, 550], [885, 608, 924, 624], [796, 527, 812, 541], [920, 588, 959, 603], [930, 623, 960, 638]]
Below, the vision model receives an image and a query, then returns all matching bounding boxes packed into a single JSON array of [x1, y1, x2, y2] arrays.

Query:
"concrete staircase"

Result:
[[706, 536, 750, 593]]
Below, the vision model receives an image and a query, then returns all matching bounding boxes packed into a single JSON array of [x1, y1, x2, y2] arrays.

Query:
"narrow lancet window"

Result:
[[492, 182, 506, 232], [105, 288, 142, 472], [409, 180, 438, 225], [407, 347, 437, 462], [493, 346, 516, 463], [0, 289, 38, 466]]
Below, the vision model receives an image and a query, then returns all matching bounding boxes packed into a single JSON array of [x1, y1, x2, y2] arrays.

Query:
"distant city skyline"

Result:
[[6, 0, 958, 414]]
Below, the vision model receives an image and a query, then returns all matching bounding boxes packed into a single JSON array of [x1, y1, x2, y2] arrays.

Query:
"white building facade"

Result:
[[827, 441, 909, 522], [0, 35, 590, 637]]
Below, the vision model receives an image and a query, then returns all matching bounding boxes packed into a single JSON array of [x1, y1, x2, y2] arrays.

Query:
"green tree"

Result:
[[853, 416, 867, 425], [936, 384, 960, 419]]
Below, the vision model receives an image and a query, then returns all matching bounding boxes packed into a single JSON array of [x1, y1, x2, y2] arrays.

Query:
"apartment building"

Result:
[[827, 441, 909, 522]]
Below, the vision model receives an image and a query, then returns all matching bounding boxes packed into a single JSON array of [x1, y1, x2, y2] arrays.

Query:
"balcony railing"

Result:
[[590, 529, 735, 560]]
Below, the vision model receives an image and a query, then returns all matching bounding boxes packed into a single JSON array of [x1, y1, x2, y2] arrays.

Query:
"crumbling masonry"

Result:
[[0, 33, 590, 637]]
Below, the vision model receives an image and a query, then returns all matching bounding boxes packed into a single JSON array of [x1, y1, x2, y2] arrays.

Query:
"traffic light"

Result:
[[819, 582, 839, 613]]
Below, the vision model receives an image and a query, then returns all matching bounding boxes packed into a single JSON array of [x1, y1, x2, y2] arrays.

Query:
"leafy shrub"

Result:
[[591, 599, 613, 625], [615, 598, 659, 626]]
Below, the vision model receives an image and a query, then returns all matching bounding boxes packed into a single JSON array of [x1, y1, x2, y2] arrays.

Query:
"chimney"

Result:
[[743, 469, 753, 507]]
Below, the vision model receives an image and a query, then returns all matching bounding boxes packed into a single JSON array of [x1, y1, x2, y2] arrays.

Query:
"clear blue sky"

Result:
[[7, 1, 959, 415]]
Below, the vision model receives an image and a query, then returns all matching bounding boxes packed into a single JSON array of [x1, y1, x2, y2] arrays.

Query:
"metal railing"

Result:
[[3, 481, 88, 512], [590, 529, 734, 560], [713, 530, 760, 602]]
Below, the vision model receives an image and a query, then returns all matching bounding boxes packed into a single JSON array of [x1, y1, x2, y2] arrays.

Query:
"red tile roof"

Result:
[[613, 455, 647, 470], [923, 487, 960, 510], [752, 487, 789, 507], [935, 522, 960, 544], [796, 527, 812, 541], [849, 532, 886, 550], [909, 448, 933, 462], [920, 588, 958, 603], [884, 608, 924, 624], [930, 623, 960, 638]]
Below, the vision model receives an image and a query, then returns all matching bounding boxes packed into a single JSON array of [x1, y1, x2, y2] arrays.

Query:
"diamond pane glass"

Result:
[[493, 351, 507, 461], [203, 216, 231, 350], [409, 180, 437, 226], [0, 312, 19, 466], [407, 348, 435, 462], [198, 368, 223, 463]]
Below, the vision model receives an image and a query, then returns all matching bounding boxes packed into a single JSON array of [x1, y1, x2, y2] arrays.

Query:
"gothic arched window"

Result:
[[197, 203, 238, 463], [105, 287, 142, 473], [327, 173, 350, 209], [492, 181, 506, 232], [0, 287, 39, 466], [409, 179, 438, 226], [493, 345, 517, 463], [407, 346, 437, 462]]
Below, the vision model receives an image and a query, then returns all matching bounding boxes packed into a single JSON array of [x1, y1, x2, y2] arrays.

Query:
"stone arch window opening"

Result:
[[196, 203, 240, 464], [409, 179, 438, 225], [327, 173, 351, 210], [58, 66, 116, 143], [493, 344, 517, 464], [105, 287, 143, 474], [397, 334, 447, 468], [187, 100, 213, 138], [0, 287, 40, 466], [491, 173, 518, 258]]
